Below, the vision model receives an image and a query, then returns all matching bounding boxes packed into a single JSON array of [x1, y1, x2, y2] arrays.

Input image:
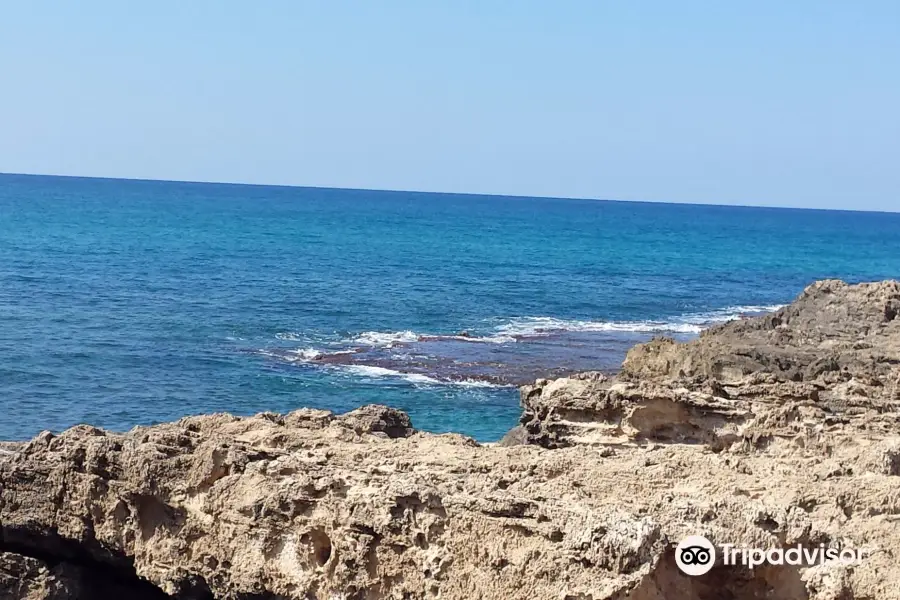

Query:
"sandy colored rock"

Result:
[[2, 280, 899, 599]]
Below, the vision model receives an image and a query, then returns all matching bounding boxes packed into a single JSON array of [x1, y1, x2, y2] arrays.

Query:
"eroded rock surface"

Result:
[[520, 279, 900, 450], [2, 280, 900, 599]]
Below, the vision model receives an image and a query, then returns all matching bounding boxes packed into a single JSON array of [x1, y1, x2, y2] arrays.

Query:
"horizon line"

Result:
[[1, 170, 896, 215]]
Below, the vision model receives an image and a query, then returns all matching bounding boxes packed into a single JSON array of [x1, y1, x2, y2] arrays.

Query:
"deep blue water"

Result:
[[2, 173, 899, 441]]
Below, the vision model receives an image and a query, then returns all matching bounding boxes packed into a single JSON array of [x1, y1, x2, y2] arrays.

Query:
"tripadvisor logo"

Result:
[[675, 535, 871, 576], [676, 535, 716, 576]]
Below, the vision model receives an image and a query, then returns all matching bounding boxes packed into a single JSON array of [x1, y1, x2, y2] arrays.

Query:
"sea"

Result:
[[2, 173, 899, 441]]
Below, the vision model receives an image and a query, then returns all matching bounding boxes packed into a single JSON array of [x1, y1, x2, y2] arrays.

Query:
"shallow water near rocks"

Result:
[[2, 173, 900, 441]]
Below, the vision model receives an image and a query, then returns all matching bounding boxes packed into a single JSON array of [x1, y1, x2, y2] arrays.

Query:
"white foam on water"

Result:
[[276, 303, 784, 352], [699, 304, 786, 323], [275, 332, 308, 341], [339, 364, 431, 385], [274, 303, 786, 358], [351, 330, 515, 346], [338, 364, 510, 388], [260, 303, 785, 388], [436, 334, 516, 344], [259, 345, 510, 387], [449, 378, 513, 388], [493, 304, 786, 338], [342, 364, 421, 378], [290, 348, 324, 361], [256, 348, 323, 363], [494, 316, 703, 336], [353, 330, 420, 346]]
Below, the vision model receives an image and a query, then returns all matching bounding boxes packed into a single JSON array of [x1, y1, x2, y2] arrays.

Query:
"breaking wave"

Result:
[[339, 304, 786, 346], [494, 316, 704, 336], [266, 359, 511, 388], [262, 303, 785, 388], [353, 330, 420, 346], [494, 304, 785, 337], [340, 365, 509, 387]]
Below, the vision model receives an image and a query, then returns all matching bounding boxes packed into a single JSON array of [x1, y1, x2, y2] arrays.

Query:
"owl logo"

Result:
[[675, 535, 716, 576]]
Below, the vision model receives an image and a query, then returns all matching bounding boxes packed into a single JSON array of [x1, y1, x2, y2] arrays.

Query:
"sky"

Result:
[[1, 1, 898, 211]]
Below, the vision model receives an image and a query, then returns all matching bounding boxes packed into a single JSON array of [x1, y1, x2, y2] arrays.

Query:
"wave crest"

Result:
[[262, 303, 785, 388], [353, 330, 419, 347], [495, 316, 703, 336], [494, 304, 785, 338], [332, 365, 510, 388]]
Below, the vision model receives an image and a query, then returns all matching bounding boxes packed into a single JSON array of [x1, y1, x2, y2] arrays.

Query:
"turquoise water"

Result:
[[2, 173, 899, 441]]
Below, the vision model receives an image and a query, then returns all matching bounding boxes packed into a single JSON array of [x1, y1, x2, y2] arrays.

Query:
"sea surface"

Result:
[[2, 174, 899, 441]]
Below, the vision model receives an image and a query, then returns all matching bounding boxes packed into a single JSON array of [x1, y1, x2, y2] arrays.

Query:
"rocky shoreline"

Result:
[[2, 279, 900, 599]]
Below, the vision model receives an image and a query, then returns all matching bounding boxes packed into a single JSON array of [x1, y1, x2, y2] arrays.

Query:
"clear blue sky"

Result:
[[1, 2, 898, 211]]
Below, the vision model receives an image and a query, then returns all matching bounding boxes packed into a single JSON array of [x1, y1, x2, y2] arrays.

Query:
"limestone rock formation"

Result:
[[519, 279, 900, 450], [2, 279, 900, 599]]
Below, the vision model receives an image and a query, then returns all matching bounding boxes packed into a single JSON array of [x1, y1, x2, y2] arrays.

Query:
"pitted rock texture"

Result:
[[520, 279, 900, 451], [622, 278, 900, 391], [2, 280, 900, 599]]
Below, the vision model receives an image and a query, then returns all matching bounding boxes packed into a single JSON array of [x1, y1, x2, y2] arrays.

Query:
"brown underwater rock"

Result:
[[2, 281, 900, 599]]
